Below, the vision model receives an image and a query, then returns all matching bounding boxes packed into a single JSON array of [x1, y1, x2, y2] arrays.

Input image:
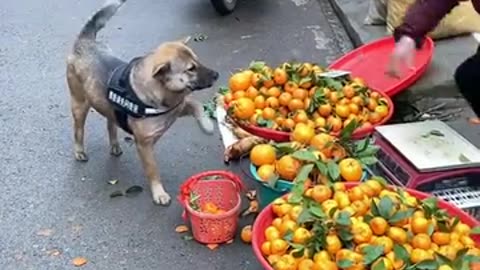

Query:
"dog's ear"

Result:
[[177, 36, 191, 45], [152, 62, 171, 78]]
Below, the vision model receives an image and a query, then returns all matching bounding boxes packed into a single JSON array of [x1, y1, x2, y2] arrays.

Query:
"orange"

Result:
[[263, 78, 275, 89], [279, 219, 297, 236], [288, 205, 303, 221], [250, 144, 276, 166], [348, 103, 360, 115], [292, 227, 312, 244], [454, 223, 471, 235], [299, 63, 312, 77], [333, 191, 351, 209], [290, 123, 315, 144], [224, 92, 233, 104], [233, 90, 246, 100], [279, 92, 293, 107], [351, 96, 364, 106], [372, 236, 394, 254], [411, 233, 431, 250], [265, 226, 281, 241], [335, 104, 351, 118], [304, 97, 312, 110], [375, 105, 389, 118], [270, 239, 289, 255], [364, 180, 383, 196], [338, 98, 350, 105], [284, 81, 298, 93], [338, 158, 363, 182], [292, 89, 308, 100], [241, 225, 252, 243], [311, 185, 333, 203], [325, 234, 342, 255], [329, 91, 339, 103], [251, 73, 263, 87], [275, 116, 286, 126], [293, 111, 309, 124], [257, 164, 276, 181], [313, 251, 331, 263], [276, 155, 301, 181], [267, 86, 282, 98], [318, 104, 332, 117], [368, 112, 382, 124], [372, 257, 394, 270], [233, 97, 255, 120], [348, 186, 365, 202], [314, 117, 327, 129], [411, 217, 429, 234], [343, 85, 356, 98], [461, 235, 476, 247], [432, 232, 450, 246], [267, 254, 282, 265], [327, 116, 343, 132], [229, 71, 252, 92], [278, 106, 289, 117], [370, 91, 381, 99], [351, 200, 368, 216], [386, 251, 405, 270], [245, 86, 259, 99], [262, 107, 276, 120], [312, 260, 338, 270], [370, 217, 389, 236], [438, 266, 453, 270], [410, 248, 432, 264], [322, 199, 339, 215], [352, 222, 373, 244], [254, 95, 266, 109], [265, 97, 280, 109], [202, 202, 219, 214], [367, 98, 378, 110], [387, 227, 408, 244], [273, 68, 289, 85], [282, 118, 296, 131], [298, 259, 314, 270], [309, 133, 333, 155]]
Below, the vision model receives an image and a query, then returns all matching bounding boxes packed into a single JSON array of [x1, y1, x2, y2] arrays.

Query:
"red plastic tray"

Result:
[[329, 36, 434, 97], [252, 183, 480, 270], [233, 90, 394, 142]]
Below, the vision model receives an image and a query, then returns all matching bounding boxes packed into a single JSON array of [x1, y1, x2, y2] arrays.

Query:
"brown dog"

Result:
[[66, 0, 219, 205]]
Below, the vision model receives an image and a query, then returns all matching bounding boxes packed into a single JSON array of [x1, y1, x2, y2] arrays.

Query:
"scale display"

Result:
[[370, 120, 480, 220]]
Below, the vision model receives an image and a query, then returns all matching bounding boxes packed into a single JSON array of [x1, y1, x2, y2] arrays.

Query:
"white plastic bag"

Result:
[[364, 0, 388, 25]]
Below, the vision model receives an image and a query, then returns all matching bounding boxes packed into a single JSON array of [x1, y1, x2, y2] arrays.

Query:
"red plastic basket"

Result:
[[251, 183, 480, 270], [230, 90, 394, 142], [178, 170, 245, 244]]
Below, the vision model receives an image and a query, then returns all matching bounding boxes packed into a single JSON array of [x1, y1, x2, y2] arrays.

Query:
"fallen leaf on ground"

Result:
[[175, 225, 189, 233], [108, 179, 119, 185], [182, 235, 193, 241], [72, 257, 88, 267], [37, 228, 54, 237], [206, 244, 219, 250], [125, 185, 143, 197], [110, 191, 124, 198], [469, 117, 480, 124], [46, 249, 62, 257], [226, 239, 234, 244]]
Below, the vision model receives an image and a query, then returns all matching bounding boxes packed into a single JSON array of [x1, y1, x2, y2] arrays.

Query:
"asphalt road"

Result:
[[0, 0, 352, 269]]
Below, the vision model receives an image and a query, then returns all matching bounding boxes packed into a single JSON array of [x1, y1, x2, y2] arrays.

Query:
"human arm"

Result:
[[393, 0, 461, 48]]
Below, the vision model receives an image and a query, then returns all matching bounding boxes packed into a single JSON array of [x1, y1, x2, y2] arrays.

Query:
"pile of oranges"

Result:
[[259, 180, 480, 270], [224, 61, 391, 136], [250, 132, 366, 184]]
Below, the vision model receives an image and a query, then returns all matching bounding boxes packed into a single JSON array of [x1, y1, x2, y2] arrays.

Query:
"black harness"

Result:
[[107, 58, 178, 134]]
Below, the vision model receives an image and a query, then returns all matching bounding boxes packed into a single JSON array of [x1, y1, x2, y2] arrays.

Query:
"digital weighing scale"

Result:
[[368, 120, 480, 220]]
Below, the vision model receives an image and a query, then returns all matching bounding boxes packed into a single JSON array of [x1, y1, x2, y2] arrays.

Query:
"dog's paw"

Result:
[[110, 144, 123, 157], [74, 151, 89, 162], [151, 184, 171, 206], [199, 116, 214, 135]]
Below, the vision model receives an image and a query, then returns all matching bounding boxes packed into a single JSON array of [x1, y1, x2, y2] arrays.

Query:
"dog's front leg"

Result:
[[135, 139, 171, 205], [181, 98, 214, 134]]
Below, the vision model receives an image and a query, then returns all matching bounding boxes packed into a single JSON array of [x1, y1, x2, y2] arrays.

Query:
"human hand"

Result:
[[387, 36, 416, 78]]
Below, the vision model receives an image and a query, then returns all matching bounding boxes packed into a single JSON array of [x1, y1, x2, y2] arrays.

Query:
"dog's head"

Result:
[[148, 38, 219, 93]]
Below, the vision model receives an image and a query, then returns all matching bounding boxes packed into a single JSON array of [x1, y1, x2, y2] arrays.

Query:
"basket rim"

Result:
[[184, 180, 242, 219]]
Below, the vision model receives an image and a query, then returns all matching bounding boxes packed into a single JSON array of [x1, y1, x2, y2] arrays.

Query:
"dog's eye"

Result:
[[187, 65, 196, 71]]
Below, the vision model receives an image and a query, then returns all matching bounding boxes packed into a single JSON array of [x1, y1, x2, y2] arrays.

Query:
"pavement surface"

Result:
[[0, 0, 354, 269]]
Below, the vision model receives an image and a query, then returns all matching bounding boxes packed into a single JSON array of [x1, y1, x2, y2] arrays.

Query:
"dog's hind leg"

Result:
[[67, 66, 91, 162], [107, 120, 123, 156]]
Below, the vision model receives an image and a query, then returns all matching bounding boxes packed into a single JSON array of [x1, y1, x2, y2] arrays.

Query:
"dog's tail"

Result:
[[77, 0, 126, 40]]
